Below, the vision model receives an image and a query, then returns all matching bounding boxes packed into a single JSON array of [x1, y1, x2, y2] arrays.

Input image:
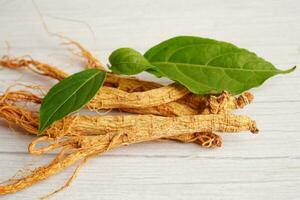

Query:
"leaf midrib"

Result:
[[151, 61, 280, 73], [145, 41, 237, 60], [40, 71, 101, 131]]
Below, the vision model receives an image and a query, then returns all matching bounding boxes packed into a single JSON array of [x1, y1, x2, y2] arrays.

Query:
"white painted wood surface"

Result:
[[0, 0, 300, 199]]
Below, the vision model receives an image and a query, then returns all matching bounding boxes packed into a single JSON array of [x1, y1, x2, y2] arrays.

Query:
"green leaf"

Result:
[[109, 36, 295, 95], [39, 69, 106, 133], [109, 48, 164, 77], [109, 48, 155, 75]]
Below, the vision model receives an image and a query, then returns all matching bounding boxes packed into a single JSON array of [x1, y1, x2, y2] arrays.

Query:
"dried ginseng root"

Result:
[[0, 55, 195, 115], [166, 132, 222, 148], [0, 104, 257, 195], [0, 91, 258, 137], [0, 56, 190, 108], [0, 90, 256, 195], [123, 91, 253, 116], [0, 91, 221, 148], [46, 113, 258, 137]]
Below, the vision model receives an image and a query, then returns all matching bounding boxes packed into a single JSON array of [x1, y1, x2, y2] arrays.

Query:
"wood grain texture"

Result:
[[0, 0, 299, 199]]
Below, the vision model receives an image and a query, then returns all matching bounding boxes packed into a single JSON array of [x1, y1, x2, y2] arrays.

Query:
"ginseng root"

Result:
[[0, 94, 259, 137], [0, 90, 257, 195], [0, 108, 257, 195], [0, 91, 222, 148], [1, 90, 257, 136], [0, 56, 190, 108]]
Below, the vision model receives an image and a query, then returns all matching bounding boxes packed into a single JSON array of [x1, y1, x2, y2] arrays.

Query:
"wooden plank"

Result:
[[0, 153, 299, 200]]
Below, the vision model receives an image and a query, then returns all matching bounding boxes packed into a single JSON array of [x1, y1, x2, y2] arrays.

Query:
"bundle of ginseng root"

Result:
[[0, 41, 258, 198]]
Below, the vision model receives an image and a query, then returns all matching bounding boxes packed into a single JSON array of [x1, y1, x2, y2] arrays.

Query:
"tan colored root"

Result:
[[106, 76, 253, 114], [121, 101, 199, 116], [0, 88, 249, 147], [0, 92, 221, 148], [0, 54, 162, 93], [125, 91, 253, 116], [0, 55, 168, 95], [39, 155, 90, 200], [182, 91, 254, 114], [89, 83, 189, 109], [107, 74, 162, 92], [1, 83, 250, 117], [0, 56, 190, 109], [0, 107, 256, 195], [47, 113, 258, 138], [27, 131, 222, 157], [0, 91, 258, 137], [0, 88, 254, 196], [0, 90, 42, 104], [63, 40, 105, 70], [0, 105, 39, 135], [0, 133, 121, 195], [0, 56, 68, 81], [167, 132, 222, 148], [0, 91, 253, 152], [0, 105, 234, 195], [0, 93, 39, 134]]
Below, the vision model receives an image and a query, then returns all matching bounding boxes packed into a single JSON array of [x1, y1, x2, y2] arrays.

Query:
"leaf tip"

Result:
[[281, 66, 296, 74]]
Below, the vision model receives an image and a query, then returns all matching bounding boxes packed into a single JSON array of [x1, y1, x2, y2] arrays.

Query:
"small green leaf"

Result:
[[109, 48, 155, 75], [109, 36, 295, 95], [39, 69, 106, 133]]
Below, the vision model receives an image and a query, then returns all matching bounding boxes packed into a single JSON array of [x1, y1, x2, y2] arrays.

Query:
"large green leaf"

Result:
[[109, 36, 295, 95], [39, 69, 106, 133]]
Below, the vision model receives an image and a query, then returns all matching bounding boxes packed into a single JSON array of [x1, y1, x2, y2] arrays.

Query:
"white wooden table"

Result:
[[0, 0, 299, 199]]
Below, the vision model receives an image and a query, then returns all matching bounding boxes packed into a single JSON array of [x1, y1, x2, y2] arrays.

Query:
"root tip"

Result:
[[250, 121, 259, 134]]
